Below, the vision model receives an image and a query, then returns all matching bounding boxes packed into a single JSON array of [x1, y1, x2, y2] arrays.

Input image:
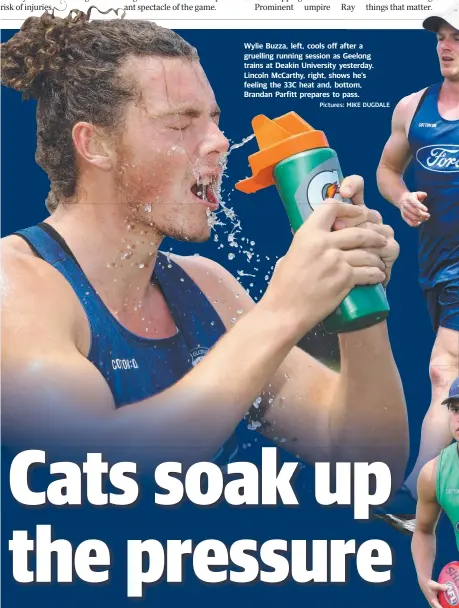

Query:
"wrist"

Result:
[[418, 575, 432, 587], [257, 293, 311, 344], [395, 189, 410, 209]]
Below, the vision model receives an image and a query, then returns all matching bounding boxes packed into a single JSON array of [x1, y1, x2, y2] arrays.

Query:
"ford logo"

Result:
[[416, 145, 459, 173]]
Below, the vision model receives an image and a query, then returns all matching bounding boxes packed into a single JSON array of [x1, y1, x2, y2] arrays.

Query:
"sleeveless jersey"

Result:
[[15, 223, 240, 465], [436, 442, 459, 551], [408, 83, 459, 289]]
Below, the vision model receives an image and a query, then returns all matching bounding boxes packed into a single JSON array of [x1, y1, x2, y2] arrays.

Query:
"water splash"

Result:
[[167, 132, 275, 308], [228, 133, 256, 153]]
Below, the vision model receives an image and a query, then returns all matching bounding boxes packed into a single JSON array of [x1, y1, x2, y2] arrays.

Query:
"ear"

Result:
[[72, 122, 115, 171]]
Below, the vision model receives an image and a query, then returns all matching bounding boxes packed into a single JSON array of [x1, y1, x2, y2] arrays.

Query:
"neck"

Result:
[[46, 198, 164, 314], [442, 77, 459, 98]]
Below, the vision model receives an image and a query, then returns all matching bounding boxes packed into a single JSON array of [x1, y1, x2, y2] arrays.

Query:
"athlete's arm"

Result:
[[412, 458, 445, 608], [2, 201, 387, 465], [377, 91, 430, 227], [182, 178, 408, 486], [188, 267, 407, 485]]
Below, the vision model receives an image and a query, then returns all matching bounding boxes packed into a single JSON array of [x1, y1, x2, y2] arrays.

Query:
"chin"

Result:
[[442, 66, 459, 80], [166, 222, 212, 244]]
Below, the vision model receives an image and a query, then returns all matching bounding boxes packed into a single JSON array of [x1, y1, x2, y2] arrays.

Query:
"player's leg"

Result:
[[404, 325, 459, 498], [374, 282, 459, 532]]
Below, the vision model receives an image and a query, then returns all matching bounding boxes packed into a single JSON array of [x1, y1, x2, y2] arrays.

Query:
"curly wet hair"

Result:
[[1, 9, 199, 211]]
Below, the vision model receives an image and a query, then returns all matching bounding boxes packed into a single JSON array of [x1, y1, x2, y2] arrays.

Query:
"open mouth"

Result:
[[190, 177, 220, 209], [442, 56, 455, 63]]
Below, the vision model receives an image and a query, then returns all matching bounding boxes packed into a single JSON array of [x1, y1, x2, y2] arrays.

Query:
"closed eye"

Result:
[[170, 124, 191, 131]]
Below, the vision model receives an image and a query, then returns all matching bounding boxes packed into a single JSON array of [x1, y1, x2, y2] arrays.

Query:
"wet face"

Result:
[[113, 56, 229, 242], [448, 400, 459, 442], [437, 23, 459, 81]]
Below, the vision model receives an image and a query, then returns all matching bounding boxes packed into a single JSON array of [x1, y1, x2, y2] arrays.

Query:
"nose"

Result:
[[439, 39, 452, 53], [201, 120, 230, 160]]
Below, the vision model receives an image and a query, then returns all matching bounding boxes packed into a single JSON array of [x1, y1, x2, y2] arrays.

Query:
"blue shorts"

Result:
[[424, 280, 459, 333]]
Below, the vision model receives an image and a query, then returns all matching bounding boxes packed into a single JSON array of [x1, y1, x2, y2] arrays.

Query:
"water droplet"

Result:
[[144, 203, 152, 212], [228, 253, 235, 260], [247, 420, 262, 431], [237, 309, 243, 315], [231, 317, 237, 324], [253, 396, 262, 408], [210, 321, 215, 326], [138, 263, 145, 269]]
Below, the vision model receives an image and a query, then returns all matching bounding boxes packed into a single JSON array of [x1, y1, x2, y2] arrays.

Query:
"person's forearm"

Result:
[[377, 163, 410, 208], [412, 530, 436, 587], [330, 321, 408, 487], [105, 302, 302, 463]]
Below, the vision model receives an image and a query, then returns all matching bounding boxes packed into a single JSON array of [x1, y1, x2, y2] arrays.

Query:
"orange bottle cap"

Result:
[[235, 112, 328, 194]]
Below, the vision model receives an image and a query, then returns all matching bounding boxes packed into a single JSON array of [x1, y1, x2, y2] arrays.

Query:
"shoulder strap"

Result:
[[408, 84, 442, 140], [15, 225, 70, 265], [411, 86, 432, 123], [14, 224, 109, 322]]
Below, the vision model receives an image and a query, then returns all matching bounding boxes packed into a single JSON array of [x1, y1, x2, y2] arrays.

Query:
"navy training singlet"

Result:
[[15, 223, 241, 464], [408, 83, 459, 289]]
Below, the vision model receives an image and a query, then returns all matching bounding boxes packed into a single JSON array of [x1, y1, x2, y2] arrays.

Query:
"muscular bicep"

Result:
[[176, 254, 337, 458], [415, 459, 442, 534], [1, 255, 116, 451], [258, 345, 337, 461], [2, 334, 116, 450]]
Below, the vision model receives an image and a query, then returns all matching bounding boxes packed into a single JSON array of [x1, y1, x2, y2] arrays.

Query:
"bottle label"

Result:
[[294, 157, 349, 222]]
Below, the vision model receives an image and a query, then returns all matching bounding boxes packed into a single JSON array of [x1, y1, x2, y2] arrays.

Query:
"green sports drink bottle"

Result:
[[235, 111, 390, 334]]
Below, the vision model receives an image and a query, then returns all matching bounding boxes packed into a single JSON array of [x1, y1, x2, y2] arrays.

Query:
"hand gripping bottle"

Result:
[[235, 111, 390, 334]]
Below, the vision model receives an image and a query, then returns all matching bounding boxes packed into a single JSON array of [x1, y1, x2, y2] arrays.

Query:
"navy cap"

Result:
[[442, 377, 459, 405]]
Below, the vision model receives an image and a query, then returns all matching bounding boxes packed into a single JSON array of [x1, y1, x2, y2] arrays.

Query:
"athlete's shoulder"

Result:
[[1, 234, 85, 346], [2, 234, 72, 296], [170, 253, 254, 327], [170, 253, 245, 294], [171, 252, 232, 280], [393, 87, 429, 124], [418, 456, 439, 500]]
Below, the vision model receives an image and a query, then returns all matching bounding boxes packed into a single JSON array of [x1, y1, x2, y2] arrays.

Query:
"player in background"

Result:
[[376, 2, 459, 527], [412, 377, 459, 608]]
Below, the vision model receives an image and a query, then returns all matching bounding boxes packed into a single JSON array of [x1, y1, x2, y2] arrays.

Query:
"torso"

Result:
[[1, 225, 249, 464], [436, 442, 459, 551], [406, 82, 459, 289]]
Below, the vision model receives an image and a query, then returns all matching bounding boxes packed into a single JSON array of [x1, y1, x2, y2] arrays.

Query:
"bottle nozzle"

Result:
[[235, 112, 328, 194]]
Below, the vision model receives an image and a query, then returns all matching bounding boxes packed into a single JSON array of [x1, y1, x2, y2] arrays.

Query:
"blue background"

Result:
[[2, 28, 457, 606]]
